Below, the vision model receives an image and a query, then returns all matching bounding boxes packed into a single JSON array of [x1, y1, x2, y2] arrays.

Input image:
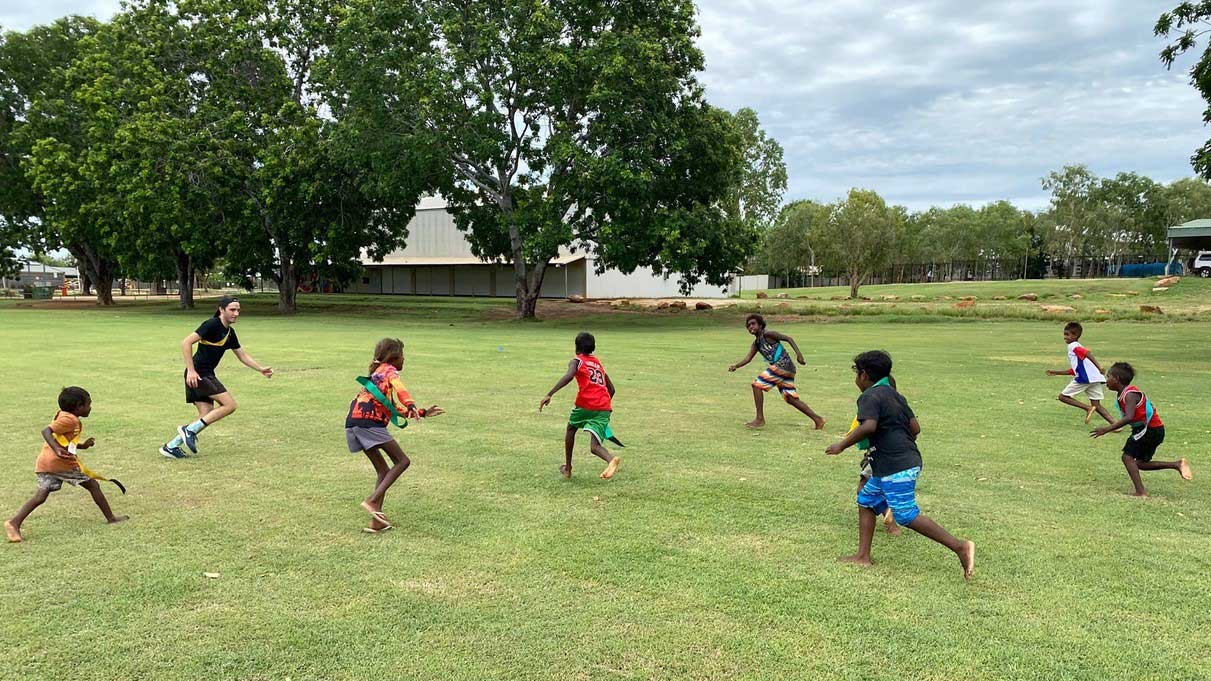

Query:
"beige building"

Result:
[[350, 196, 741, 299]]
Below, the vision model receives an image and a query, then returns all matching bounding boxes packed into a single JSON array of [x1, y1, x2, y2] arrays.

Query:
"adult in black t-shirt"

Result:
[[825, 350, 975, 580], [159, 296, 273, 459]]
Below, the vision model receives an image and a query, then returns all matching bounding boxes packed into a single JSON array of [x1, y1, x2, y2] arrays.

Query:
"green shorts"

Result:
[[568, 407, 624, 447]]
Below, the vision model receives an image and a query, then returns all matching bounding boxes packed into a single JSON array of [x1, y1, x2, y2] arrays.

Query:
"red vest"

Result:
[[574, 354, 612, 411], [1118, 385, 1163, 428]]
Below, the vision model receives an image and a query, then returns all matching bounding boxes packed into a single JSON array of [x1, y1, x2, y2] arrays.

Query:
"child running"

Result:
[[538, 332, 622, 480], [729, 314, 825, 430], [1091, 362, 1193, 497], [160, 296, 273, 459], [1045, 321, 1113, 425], [345, 338, 443, 533], [825, 351, 975, 580], [6, 387, 128, 543]]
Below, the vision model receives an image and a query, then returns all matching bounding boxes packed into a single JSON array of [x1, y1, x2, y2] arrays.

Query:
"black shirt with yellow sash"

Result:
[[193, 317, 240, 377]]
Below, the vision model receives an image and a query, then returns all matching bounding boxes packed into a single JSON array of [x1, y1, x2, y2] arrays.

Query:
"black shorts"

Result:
[[185, 371, 227, 404], [1123, 425, 1165, 462]]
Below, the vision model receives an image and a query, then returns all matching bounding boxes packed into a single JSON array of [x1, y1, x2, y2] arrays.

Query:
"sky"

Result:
[[4, 0, 1207, 211]]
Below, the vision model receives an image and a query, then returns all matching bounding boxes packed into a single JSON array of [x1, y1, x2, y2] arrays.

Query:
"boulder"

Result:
[[670, 300, 687, 310], [695, 301, 713, 310], [940, 296, 953, 301], [1018, 293, 1038, 301], [960, 295, 977, 301], [910, 295, 926, 301], [776, 292, 789, 299], [1156, 276, 1181, 288], [566, 294, 586, 303], [1140, 305, 1163, 314], [1124, 290, 1139, 296], [1095, 308, 1110, 314], [656, 301, 670, 310], [953, 300, 975, 309], [795, 295, 811, 299], [755, 291, 769, 299], [1041, 305, 1075, 313], [1069, 294, 1083, 300], [881, 295, 899, 301], [993, 296, 1008, 301], [859, 296, 872, 301], [830, 296, 847, 301], [1151, 287, 1168, 293]]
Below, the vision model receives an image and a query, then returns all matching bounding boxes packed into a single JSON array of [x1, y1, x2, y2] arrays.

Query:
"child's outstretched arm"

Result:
[[1092, 393, 1133, 437], [767, 330, 807, 364], [729, 345, 758, 372], [1045, 367, 1074, 377], [825, 419, 876, 455], [539, 360, 579, 411], [604, 372, 616, 398]]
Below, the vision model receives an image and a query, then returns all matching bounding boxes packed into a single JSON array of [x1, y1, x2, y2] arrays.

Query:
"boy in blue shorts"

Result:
[[826, 350, 975, 579]]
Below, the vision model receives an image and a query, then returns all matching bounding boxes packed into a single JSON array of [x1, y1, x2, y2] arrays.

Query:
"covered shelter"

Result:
[[1166, 219, 1211, 274]]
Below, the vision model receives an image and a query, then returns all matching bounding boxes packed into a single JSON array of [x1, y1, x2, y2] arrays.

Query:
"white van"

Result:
[[1195, 251, 1211, 278]]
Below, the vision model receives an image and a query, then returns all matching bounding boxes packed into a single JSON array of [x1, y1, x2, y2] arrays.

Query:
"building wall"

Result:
[[349, 260, 587, 299], [585, 260, 734, 298]]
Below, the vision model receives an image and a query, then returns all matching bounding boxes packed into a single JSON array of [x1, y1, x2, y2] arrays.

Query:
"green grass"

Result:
[[736, 277, 1211, 322], [1, 297, 1209, 680]]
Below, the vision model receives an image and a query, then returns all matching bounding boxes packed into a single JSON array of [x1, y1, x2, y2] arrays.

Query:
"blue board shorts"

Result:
[[856, 466, 921, 525]]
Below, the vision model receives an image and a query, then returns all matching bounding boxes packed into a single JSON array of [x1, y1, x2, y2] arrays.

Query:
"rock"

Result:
[[1151, 287, 1168, 293], [1018, 293, 1038, 301], [940, 296, 953, 301], [694, 301, 712, 310], [656, 301, 670, 310], [1156, 276, 1181, 288], [881, 295, 899, 301], [960, 295, 977, 301], [1070, 294, 1083, 299], [755, 292, 769, 299], [910, 295, 926, 301], [1095, 308, 1110, 314], [1041, 305, 1076, 313], [670, 300, 687, 310], [993, 296, 1007, 301], [1124, 290, 1139, 296], [954, 300, 975, 309], [859, 296, 871, 301], [830, 296, 846, 301], [566, 294, 586, 303], [795, 295, 810, 299], [777, 302, 790, 309], [609, 299, 630, 308], [1140, 305, 1163, 314], [776, 292, 789, 299]]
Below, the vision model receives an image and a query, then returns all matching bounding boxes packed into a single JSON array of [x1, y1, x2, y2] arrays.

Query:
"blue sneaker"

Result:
[[160, 444, 187, 459], [177, 425, 198, 454]]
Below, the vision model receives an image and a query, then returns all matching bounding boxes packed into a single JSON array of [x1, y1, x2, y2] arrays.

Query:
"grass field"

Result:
[[734, 277, 1211, 322], [1, 293, 1208, 680]]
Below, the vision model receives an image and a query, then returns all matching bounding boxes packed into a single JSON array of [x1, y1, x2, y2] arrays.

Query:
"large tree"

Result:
[[326, 0, 756, 318], [1158, 4, 1211, 178], [1040, 164, 1099, 277], [815, 188, 898, 299]]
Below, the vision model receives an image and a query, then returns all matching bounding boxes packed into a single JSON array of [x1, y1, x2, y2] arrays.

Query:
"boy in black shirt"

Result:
[[159, 296, 273, 458], [825, 350, 975, 580]]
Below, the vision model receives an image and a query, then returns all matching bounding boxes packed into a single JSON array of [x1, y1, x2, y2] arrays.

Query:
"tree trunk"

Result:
[[278, 258, 299, 313], [175, 250, 195, 310], [68, 244, 114, 305], [518, 260, 549, 319], [848, 271, 860, 299]]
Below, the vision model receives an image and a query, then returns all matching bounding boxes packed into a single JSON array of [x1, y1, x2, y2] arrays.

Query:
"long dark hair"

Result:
[[214, 295, 240, 317], [369, 338, 404, 375]]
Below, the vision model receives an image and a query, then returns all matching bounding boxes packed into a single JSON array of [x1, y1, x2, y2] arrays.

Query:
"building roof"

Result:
[[363, 253, 586, 266], [1168, 219, 1211, 249], [20, 260, 78, 276]]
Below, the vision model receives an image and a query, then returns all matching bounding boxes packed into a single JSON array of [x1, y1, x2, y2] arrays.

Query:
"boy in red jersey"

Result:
[[1091, 362, 1192, 497], [539, 332, 623, 480]]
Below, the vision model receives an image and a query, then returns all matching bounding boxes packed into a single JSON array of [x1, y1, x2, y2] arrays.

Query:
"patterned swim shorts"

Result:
[[36, 470, 91, 492], [753, 365, 798, 400]]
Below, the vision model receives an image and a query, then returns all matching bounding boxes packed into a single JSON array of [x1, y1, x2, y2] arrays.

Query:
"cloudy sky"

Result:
[[4, 0, 1206, 210]]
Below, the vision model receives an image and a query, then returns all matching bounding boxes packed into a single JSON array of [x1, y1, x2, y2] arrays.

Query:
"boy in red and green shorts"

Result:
[[539, 332, 623, 480]]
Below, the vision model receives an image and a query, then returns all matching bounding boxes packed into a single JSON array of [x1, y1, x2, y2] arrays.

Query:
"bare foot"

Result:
[[560, 464, 572, 479], [600, 456, 621, 480], [958, 541, 975, 580], [884, 522, 902, 536], [838, 554, 873, 567], [1083, 407, 1094, 424], [1179, 458, 1193, 481], [745, 419, 765, 429], [5, 520, 21, 543], [108, 515, 129, 524], [812, 416, 826, 430]]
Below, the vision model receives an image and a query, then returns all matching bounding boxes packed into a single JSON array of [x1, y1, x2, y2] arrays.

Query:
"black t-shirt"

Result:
[[855, 384, 921, 477], [192, 317, 240, 377]]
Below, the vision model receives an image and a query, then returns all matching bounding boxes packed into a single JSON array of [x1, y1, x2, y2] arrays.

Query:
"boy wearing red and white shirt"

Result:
[[539, 332, 622, 480], [1092, 362, 1192, 497], [1045, 321, 1114, 424]]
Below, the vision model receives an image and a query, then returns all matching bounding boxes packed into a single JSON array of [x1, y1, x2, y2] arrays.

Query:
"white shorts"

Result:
[[1062, 380, 1104, 400]]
